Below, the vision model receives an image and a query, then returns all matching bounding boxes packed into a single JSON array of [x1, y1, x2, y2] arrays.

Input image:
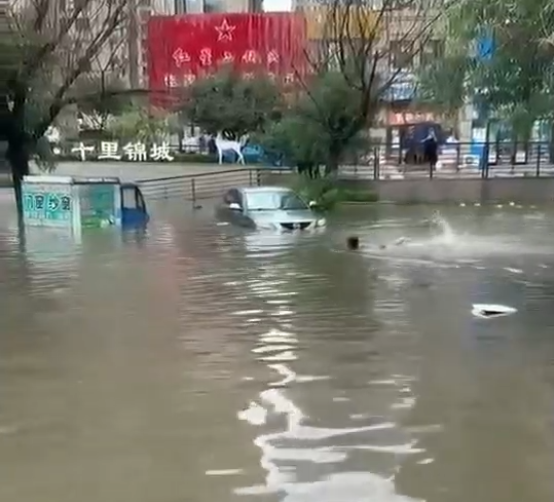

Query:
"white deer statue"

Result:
[[214, 132, 247, 165]]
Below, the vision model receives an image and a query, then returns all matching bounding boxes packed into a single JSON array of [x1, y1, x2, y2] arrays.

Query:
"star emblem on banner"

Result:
[[215, 18, 235, 42]]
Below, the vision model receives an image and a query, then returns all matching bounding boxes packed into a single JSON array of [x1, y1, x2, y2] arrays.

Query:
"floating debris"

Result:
[[472, 304, 517, 319], [347, 236, 360, 250]]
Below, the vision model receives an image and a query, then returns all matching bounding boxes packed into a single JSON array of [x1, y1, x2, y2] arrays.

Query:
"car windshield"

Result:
[[245, 191, 308, 211]]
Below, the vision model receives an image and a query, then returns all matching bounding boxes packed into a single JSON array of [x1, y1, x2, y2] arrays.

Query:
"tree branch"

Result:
[[33, 0, 128, 138]]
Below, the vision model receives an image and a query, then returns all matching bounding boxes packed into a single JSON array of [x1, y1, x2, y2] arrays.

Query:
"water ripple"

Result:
[[0, 205, 552, 502]]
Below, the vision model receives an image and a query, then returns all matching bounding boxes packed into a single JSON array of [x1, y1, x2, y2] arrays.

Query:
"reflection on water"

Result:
[[0, 201, 553, 502]]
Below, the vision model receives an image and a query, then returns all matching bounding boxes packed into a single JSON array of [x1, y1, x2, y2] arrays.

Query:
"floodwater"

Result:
[[1, 199, 554, 502]]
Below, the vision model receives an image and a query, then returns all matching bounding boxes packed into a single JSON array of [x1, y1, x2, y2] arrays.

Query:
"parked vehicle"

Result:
[[216, 186, 325, 230]]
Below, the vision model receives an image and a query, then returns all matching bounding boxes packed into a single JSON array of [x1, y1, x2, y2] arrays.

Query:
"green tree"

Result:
[[262, 0, 447, 175], [417, 52, 468, 126], [417, 0, 554, 139], [0, 0, 129, 223], [259, 71, 369, 176], [107, 108, 179, 143], [71, 39, 134, 132], [179, 68, 282, 139]]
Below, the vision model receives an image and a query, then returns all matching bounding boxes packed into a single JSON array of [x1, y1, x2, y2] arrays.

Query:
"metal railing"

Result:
[[339, 141, 554, 180], [139, 168, 264, 204], [137, 140, 554, 206]]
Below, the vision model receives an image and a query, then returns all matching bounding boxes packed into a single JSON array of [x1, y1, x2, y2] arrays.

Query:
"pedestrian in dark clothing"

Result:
[[422, 130, 438, 171]]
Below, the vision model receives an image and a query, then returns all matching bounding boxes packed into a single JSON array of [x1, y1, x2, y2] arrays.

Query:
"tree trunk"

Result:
[[6, 138, 30, 228], [325, 152, 340, 177]]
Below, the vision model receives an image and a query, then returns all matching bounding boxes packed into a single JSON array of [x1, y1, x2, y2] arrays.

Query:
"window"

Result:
[[122, 188, 137, 209], [420, 40, 444, 67], [245, 191, 308, 211], [136, 190, 146, 211], [109, 57, 121, 72], [204, 0, 225, 12], [249, 0, 263, 12], [389, 40, 414, 69], [75, 17, 90, 31], [81, 59, 92, 72], [73, 0, 88, 10]]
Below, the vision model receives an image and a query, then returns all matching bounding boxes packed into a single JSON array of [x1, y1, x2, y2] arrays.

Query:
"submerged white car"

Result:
[[216, 186, 326, 230]]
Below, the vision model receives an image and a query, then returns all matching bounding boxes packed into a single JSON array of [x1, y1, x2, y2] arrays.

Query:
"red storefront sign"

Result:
[[147, 13, 307, 93]]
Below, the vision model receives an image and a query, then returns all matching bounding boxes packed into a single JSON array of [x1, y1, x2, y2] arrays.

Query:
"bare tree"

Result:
[[0, 0, 130, 221], [289, 0, 453, 174], [71, 35, 131, 131]]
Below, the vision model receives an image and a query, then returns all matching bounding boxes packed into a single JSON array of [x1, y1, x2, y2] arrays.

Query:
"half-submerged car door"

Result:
[[232, 190, 250, 227], [220, 189, 237, 221], [223, 189, 245, 224]]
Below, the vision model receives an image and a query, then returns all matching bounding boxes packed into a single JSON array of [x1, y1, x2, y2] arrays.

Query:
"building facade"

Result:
[[175, 0, 262, 14], [297, 3, 463, 149], [147, 11, 306, 98], [134, 0, 262, 87]]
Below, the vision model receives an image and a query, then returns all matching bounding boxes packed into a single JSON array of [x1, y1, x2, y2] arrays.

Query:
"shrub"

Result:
[[341, 189, 379, 203], [290, 174, 378, 210]]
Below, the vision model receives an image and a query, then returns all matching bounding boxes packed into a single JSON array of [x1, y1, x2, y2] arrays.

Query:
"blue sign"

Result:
[[383, 71, 416, 102], [476, 33, 494, 61], [23, 188, 72, 224]]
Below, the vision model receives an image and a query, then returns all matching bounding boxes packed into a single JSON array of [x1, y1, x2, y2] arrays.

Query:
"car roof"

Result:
[[241, 186, 291, 194]]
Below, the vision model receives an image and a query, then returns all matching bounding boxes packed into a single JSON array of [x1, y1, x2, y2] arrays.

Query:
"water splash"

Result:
[[429, 210, 456, 245], [363, 210, 553, 266]]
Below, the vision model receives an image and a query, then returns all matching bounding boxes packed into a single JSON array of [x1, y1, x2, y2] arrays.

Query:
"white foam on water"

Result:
[[349, 441, 425, 455], [417, 458, 435, 465], [205, 469, 243, 476], [238, 401, 268, 425], [236, 471, 424, 501], [504, 267, 523, 274]]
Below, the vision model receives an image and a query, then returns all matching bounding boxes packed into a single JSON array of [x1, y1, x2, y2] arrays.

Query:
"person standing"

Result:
[[422, 129, 438, 171]]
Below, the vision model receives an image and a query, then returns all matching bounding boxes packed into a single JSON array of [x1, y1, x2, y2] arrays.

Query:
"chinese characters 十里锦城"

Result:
[[69, 141, 175, 162]]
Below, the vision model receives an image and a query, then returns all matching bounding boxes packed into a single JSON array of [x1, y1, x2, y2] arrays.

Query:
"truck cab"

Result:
[[121, 183, 149, 227]]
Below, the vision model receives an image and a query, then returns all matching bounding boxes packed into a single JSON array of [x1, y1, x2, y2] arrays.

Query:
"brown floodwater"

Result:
[[0, 199, 553, 502]]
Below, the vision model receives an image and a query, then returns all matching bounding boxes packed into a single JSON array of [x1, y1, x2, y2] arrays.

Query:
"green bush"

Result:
[[290, 175, 378, 210], [341, 189, 379, 203]]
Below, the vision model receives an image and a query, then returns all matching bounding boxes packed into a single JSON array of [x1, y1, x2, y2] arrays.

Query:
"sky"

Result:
[[263, 0, 292, 12]]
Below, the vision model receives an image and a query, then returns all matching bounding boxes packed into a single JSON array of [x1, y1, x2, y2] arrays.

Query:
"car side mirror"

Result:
[[309, 200, 317, 208], [228, 202, 241, 211]]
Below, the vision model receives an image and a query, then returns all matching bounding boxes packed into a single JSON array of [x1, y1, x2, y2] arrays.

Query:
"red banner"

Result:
[[147, 13, 307, 93]]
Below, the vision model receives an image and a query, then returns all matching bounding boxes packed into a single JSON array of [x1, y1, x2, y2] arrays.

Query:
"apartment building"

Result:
[[175, 0, 262, 13], [126, 0, 175, 88], [133, 0, 262, 87], [297, 1, 455, 146]]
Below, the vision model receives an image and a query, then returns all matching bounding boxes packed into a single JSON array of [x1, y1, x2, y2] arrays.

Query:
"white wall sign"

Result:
[[68, 141, 175, 162]]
